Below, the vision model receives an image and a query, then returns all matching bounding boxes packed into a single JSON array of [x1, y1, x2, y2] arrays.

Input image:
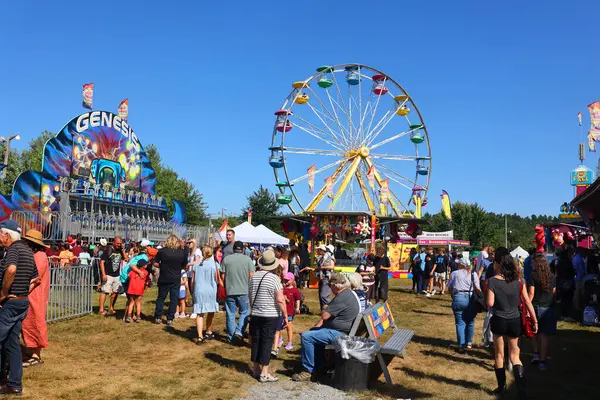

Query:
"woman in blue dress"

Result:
[[193, 246, 221, 344]]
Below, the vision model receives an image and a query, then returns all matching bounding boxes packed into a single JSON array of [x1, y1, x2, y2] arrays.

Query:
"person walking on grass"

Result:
[[221, 241, 255, 344], [186, 239, 202, 319], [423, 247, 435, 296], [447, 256, 481, 353], [21, 230, 50, 368], [528, 254, 556, 371], [434, 248, 449, 295], [122, 240, 150, 323], [153, 235, 187, 326], [272, 272, 301, 355], [192, 246, 221, 344], [487, 253, 537, 398], [99, 236, 128, 316], [374, 245, 391, 302], [249, 250, 288, 383]]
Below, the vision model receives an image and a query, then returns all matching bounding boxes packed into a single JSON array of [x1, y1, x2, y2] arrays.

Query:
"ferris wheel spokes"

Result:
[[304, 101, 350, 148], [288, 158, 346, 185], [305, 158, 352, 212], [369, 127, 421, 151], [291, 117, 345, 151], [305, 85, 351, 139], [284, 147, 345, 157]]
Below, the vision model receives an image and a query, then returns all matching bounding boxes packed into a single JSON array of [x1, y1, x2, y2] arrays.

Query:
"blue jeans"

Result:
[[154, 282, 179, 321], [452, 293, 476, 348], [225, 295, 250, 341], [300, 327, 343, 373], [413, 269, 423, 293], [0, 298, 29, 391]]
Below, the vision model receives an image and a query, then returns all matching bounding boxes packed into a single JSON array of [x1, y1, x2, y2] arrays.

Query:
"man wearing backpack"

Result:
[[412, 247, 426, 295]]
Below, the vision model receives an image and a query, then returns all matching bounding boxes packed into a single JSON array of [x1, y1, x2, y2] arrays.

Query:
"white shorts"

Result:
[[102, 276, 123, 294], [434, 272, 447, 280]]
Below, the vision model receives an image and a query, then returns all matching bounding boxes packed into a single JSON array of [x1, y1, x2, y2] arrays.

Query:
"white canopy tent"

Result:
[[214, 222, 289, 245], [510, 246, 529, 260], [255, 224, 290, 245]]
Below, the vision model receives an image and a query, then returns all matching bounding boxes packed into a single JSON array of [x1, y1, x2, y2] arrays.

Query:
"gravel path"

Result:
[[238, 379, 358, 400]]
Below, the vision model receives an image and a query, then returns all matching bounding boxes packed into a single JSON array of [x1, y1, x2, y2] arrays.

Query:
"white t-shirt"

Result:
[[249, 270, 283, 318], [187, 248, 202, 276]]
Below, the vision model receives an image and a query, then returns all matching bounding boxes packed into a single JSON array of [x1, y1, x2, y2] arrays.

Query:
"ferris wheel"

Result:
[[269, 64, 431, 217]]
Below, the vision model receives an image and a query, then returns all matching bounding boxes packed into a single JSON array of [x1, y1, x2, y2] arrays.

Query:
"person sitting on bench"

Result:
[[292, 273, 360, 382]]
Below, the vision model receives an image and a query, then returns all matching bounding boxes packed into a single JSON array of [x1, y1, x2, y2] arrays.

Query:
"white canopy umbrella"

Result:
[[510, 246, 529, 260], [255, 224, 289, 245]]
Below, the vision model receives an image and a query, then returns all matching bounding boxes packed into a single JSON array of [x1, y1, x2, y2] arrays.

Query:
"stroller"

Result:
[[582, 277, 600, 326]]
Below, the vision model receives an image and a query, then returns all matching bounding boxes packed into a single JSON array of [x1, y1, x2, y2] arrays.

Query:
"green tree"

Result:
[[21, 130, 54, 172], [241, 185, 280, 230], [145, 144, 208, 225]]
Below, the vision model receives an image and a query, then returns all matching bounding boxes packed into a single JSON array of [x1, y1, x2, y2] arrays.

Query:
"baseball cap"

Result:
[[317, 244, 327, 251], [140, 239, 151, 247], [457, 256, 471, 267], [284, 272, 295, 281], [233, 241, 244, 251], [0, 220, 20, 232]]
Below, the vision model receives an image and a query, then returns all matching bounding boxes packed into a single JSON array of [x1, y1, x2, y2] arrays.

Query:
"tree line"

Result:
[[424, 201, 558, 250]]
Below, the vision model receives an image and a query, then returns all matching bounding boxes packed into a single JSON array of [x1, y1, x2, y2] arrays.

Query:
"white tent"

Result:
[[510, 246, 529, 260], [231, 222, 262, 243], [255, 224, 289, 245]]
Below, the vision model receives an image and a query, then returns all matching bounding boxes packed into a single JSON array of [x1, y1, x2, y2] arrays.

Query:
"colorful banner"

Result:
[[118, 98, 129, 121], [82, 83, 94, 110], [325, 176, 333, 199], [387, 243, 403, 271], [441, 190, 452, 221], [307, 164, 315, 194], [588, 101, 600, 129], [380, 178, 389, 204], [589, 129, 597, 152], [578, 111, 582, 126], [367, 165, 375, 189]]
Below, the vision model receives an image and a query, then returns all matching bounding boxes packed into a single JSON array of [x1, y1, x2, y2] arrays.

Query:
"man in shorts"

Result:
[[433, 249, 449, 295], [99, 236, 128, 316]]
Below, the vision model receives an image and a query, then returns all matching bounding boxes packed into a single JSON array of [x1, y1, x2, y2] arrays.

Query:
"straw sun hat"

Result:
[[23, 230, 49, 248]]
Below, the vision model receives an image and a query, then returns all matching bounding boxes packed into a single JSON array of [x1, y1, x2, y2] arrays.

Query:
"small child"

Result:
[[272, 272, 301, 355], [175, 269, 188, 318], [126, 259, 150, 322]]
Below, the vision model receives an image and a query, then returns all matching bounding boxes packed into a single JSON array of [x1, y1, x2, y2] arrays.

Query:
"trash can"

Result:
[[332, 336, 380, 391]]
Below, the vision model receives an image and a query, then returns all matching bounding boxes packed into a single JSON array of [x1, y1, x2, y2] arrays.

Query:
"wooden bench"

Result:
[[326, 301, 413, 385]]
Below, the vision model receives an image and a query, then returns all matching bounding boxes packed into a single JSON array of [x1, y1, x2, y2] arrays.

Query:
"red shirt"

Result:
[[284, 287, 302, 317], [127, 270, 149, 296], [72, 246, 82, 257]]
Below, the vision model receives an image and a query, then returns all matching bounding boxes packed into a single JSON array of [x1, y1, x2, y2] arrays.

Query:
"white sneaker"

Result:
[[190, 313, 197, 319], [432, 289, 437, 296], [426, 293, 432, 298]]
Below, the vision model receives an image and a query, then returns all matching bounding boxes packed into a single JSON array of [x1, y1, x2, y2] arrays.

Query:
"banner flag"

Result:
[[380, 178, 389, 204], [367, 165, 375, 189], [440, 190, 452, 221], [82, 83, 94, 110], [118, 98, 129, 121], [578, 111, 582, 126], [307, 164, 315, 194], [325, 176, 333, 199], [413, 193, 422, 218], [588, 101, 600, 129], [589, 129, 598, 152]]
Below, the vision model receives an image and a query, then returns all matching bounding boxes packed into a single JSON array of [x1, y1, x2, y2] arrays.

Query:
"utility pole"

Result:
[[505, 214, 508, 248], [221, 207, 227, 220], [0, 134, 21, 179]]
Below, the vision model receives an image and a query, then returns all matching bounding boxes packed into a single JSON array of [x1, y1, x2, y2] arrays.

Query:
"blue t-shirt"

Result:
[[413, 253, 426, 271]]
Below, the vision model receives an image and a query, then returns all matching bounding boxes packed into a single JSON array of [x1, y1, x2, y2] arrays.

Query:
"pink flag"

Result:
[[380, 178, 389, 204], [325, 177, 333, 199], [367, 165, 375, 189], [307, 164, 315, 194], [82, 83, 94, 110]]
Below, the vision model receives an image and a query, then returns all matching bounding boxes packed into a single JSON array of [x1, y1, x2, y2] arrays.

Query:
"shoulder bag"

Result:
[[470, 271, 487, 313], [519, 281, 535, 338]]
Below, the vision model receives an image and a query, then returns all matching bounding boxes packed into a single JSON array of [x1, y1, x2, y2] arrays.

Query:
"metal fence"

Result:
[[11, 210, 211, 244], [47, 261, 94, 323]]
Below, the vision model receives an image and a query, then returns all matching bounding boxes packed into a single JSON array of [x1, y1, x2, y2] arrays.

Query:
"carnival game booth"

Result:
[[279, 211, 428, 285], [3, 111, 209, 244], [570, 177, 600, 243]]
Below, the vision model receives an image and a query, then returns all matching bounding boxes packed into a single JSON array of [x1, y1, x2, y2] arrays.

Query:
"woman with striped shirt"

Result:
[[248, 249, 288, 383]]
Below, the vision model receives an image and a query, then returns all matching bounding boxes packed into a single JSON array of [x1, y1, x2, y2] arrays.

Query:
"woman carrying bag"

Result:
[[447, 256, 482, 353]]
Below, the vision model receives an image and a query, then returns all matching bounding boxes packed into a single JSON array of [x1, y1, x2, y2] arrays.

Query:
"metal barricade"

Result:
[[47, 261, 94, 323]]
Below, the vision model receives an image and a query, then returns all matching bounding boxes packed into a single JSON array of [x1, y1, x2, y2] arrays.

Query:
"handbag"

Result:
[[470, 272, 486, 313], [519, 281, 535, 338], [216, 265, 226, 301]]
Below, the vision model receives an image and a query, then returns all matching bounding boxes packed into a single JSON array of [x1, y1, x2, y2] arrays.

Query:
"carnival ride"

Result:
[[269, 64, 431, 217]]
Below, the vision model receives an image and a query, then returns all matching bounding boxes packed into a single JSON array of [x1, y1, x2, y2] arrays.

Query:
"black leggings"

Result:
[[375, 277, 389, 301], [249, 316, 278, 366]]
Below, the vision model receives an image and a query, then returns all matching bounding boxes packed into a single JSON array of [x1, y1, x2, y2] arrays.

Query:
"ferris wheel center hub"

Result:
[[359, 147, 370, 157]]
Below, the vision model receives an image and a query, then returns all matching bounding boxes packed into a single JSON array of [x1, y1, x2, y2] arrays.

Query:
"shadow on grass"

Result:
[[421, 349, 494, 371], [370, 382, 434, 399], [398, 366, 495, 394], [411, 334, 492, 359], [411, 309, 451, 316], [205, 352, 251, 375]]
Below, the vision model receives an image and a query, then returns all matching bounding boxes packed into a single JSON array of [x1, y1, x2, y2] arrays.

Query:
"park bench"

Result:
[[326, 301, 413, 385]]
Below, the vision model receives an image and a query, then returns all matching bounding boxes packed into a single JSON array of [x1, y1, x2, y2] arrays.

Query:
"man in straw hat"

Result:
[[0, 220, 42, 395]]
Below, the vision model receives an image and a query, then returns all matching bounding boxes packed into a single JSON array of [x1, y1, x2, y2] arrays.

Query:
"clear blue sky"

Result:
[[1, 0, 599, 218]]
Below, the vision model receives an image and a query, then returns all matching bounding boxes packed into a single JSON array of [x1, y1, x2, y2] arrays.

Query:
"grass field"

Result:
[[19, 280, 600, 399]]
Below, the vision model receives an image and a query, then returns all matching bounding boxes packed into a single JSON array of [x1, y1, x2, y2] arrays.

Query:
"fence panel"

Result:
[[47, 262, 94, 323]]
